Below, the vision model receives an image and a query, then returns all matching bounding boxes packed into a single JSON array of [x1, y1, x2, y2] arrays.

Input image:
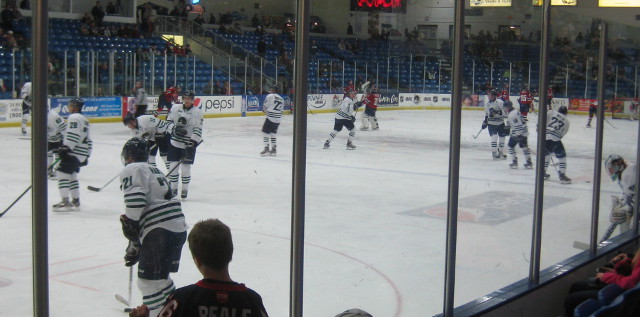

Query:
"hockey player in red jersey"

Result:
[[156, 85, 181, 117], [518, 87, 533, 122], [499, 84, 510, 103], [360, 84, 380, 131]]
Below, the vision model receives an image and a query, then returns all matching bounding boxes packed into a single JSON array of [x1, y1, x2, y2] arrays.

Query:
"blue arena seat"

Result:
[[574, 298, 600, 317], [598, 284, 623, 306]]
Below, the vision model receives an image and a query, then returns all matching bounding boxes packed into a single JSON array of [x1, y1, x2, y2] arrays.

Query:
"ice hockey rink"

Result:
[[0, 108, 637, 316]]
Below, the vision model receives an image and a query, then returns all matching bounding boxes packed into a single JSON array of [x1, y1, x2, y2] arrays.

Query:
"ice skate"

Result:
[[270, 145, 277, 156], [181, 190, 188, 199], [509, 158, 518, 169], [498, 150, 507, 160], [48, 169, 57, 179], [559, 173, 572, 184], [492, 151, 499, 160], [171, 189, 178, 198], [53, 198, 73, 212], [260, 147, 270, 156], [346, 141, 356, 150], [360, 125, 369, 131], [523, 158, 533, 169], [21, 127, 27, 136], [544, 173, 550, 180], [71, 198, 80, 210], [323, 141, 330, 149]]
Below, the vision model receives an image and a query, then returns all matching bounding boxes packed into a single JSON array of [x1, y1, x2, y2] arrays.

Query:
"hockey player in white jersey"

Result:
[[20, 81, 32, 135], [504, 101, 532, 169], [166, 91, 203, 199], [47, 106, 67, 178], [604, 154, 637, 234], [323, 89, 363, 150], [53, 98, 92, 211], [119, 138, 187, 317], [482, 90, 508, 160], [123, 113, 174, 169], [260, 85, 284, 156], [544, 106, 571, 184]]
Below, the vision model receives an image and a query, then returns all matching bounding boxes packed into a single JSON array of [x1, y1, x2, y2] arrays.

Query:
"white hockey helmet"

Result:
[[605, 154, 626, 181], [334, 308, 373, 317]]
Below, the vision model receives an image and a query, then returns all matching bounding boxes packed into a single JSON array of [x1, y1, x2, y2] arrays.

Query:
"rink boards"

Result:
[[0, 93, 636, 127]]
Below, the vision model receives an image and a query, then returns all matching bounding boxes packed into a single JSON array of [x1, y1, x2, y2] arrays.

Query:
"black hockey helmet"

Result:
[[183, 90, 195, 98], [121, 138, 149, 165], [68, 98, 84, 111], [123, 113, 137, 126], [558, 106, 568, 115]]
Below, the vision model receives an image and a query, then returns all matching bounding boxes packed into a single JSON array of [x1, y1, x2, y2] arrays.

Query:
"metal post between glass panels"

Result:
[[565, 64, 569, 98], [75, 50, 80, 97], [409, 55, 413, 93], [64, 50, 68, 97]]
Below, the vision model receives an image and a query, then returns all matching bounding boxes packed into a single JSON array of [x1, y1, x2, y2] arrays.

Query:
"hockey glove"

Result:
[[81, 159, 88, 166], [481, 120, 488, 130], [185, 139, 198, 150], [56, 145, 71, 157], [174, 125, 188, 137], [610, 196, 632, 224], [124, 240, 141, 267], [120, 214, 141, 242], [350, 115, 356, 123], [353, 101, 363, 110]]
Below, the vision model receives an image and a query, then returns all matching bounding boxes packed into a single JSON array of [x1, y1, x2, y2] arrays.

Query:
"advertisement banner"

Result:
[[569, 99, 623, 113], [377, 93, 399, 107], [244, 94, 294, 115], [469, 0, 511, 7], [53, 96, 122, 118], [125, 96, 158, 112], [0, 99, 23, 123], [307, 94, 342, 110], [198, 95, 243, 115]]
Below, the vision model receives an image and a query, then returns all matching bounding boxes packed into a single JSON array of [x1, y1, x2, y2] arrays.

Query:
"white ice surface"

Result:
[[0, 109, 636, 316]]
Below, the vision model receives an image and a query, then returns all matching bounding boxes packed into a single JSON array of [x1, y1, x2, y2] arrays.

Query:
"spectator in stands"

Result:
[[106, 1, 116, 15], [223, 81, 233, 96], [208, 13, 216, 24], [355, 75, 364, 90], [194, 14, 204, 25], [254, 25, 264, 36], [213, 80, 223, 95], [81, 12, 94, 26], [230, 22, 242, 35], [19, 0, 30, 10], [346, 22, 353, 35], [184, 44, 192, 56], [4, 30, 17, 50], [220, 11, 233, 25], [310, 40, 318, 58], [170, 6, 180, 17], [337, 39, 346, 51], [251, 14, 260, 28], [92, 1, 105, 27], [256, 37, 267, 58], [1, 4, 15, 31], [564, 249, 640, 317]]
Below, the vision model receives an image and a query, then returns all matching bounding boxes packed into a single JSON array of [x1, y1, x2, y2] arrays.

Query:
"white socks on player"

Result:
[[58, 171, 79, 200], [181, 164, 192, 193], [138, 278, 176, 317]]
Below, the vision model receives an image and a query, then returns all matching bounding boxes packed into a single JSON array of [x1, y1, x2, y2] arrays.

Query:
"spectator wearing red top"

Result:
[[564, 250, 640, 317], [499, 84, 509, 102]]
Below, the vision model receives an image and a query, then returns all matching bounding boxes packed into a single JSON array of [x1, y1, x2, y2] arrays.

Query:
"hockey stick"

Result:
[[1, 159, 61, 218], [87, 173, 119, 192], [472, 128, 483, 139], [115, 265, 134, 309], [604, 118, 617, 129], [88, 144, 160, 192], [164, 140, 202, 178], [0, 186, 31, 218], [572, 222, 619, 250]]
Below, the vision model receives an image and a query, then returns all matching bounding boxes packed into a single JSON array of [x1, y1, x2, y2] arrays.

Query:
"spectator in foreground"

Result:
[[564, 249, 640, 317], [128, 219, 269, 317]]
